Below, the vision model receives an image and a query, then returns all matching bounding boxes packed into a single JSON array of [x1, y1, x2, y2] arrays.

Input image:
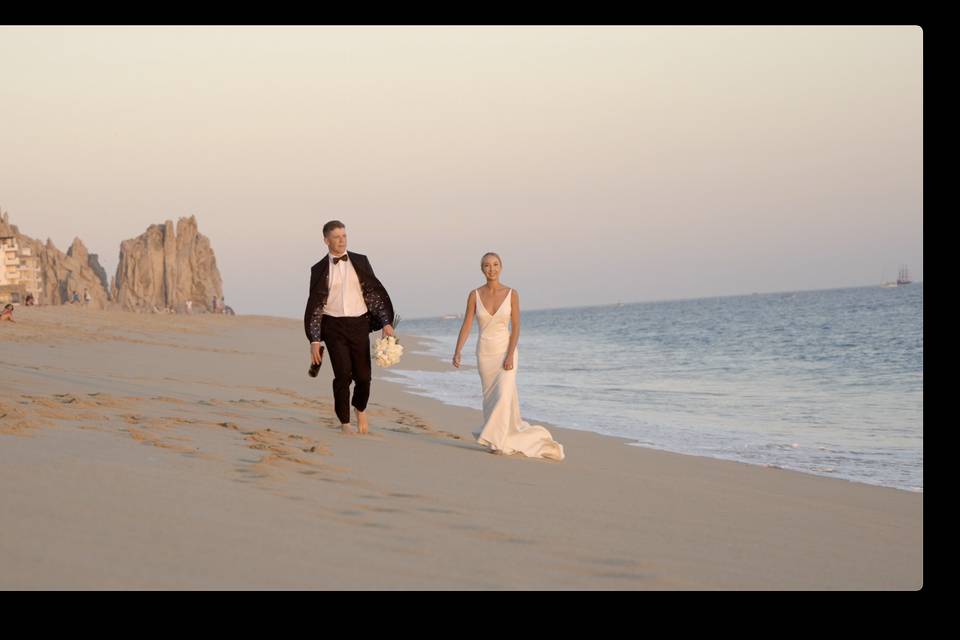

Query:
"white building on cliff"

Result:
[[0, 210, 42, 304]]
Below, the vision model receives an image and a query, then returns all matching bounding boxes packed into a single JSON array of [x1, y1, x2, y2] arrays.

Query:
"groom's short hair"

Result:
[[323, 220, 345, 237]]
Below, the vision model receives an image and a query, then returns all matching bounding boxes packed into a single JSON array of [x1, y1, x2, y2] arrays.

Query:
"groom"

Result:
[[304, 220, 395, 435]]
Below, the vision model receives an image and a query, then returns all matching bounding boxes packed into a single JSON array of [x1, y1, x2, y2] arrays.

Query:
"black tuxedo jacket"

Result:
[[303, 251, 395, 343]]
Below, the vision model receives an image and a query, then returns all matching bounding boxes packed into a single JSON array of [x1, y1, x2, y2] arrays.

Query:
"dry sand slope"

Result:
[[1, 306, 922, 589]]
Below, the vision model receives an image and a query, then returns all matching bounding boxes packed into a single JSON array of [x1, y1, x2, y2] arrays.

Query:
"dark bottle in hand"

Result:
[[308, 346, 324, 377]]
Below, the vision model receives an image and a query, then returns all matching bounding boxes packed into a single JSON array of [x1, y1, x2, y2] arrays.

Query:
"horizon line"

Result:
[[255, 280, 922, 323]]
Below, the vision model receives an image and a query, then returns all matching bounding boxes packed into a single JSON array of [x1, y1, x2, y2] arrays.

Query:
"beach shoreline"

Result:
[[1, 307, 923, 589], [383, 332, 922, 496]]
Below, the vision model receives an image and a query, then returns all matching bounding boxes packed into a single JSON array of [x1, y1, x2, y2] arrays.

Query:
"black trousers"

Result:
[[320, 314, 372, 424]]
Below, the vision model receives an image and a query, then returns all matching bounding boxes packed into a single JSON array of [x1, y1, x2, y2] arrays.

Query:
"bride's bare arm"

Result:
[[504, 289, 520, 370], [453, 291, 476, 368]]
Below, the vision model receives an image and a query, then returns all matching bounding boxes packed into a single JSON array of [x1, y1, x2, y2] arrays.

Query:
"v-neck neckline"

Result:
[[477, 288, 510, 317]]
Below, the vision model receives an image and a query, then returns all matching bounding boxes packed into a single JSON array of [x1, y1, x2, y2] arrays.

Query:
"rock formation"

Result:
[[67, 238, 110, 294], [112, 216, 223, 313], [0, 211, 111, 308]]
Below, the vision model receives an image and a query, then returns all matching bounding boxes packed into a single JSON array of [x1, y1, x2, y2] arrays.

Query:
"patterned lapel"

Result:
[[347, 251, 367, 289], [317, 253, 331, 294]]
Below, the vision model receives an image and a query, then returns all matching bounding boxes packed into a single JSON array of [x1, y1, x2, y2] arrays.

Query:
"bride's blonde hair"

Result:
[[481, 252, 502, 267]]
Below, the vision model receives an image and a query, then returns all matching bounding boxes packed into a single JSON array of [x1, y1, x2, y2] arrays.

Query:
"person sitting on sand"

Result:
[[1, 303, 15, 322], [25, 294, 35, 306]]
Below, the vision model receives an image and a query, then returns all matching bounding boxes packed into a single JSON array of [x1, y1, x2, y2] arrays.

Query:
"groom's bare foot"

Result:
[[357, 410, 369, 435]]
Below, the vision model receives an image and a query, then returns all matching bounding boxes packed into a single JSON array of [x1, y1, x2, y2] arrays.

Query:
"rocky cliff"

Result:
[[111, 216, 223, 312], [1, 211, 111, 308], [67, 238, 110, 294]]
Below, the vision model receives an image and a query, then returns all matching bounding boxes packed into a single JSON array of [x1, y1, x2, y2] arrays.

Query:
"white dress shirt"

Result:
[[324, 252, 368, 318]]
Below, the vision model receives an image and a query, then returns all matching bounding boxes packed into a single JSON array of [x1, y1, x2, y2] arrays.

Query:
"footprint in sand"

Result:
[[85, 393, 136, 409], [253, 387, 316, 403], [238, 428, 347, 482], [383, 408, 463, 441], [124, 427, 198, 454], [0, 401, 53, 436]]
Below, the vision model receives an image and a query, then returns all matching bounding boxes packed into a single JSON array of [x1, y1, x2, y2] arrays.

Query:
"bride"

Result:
[[452, 253, 565, 461]]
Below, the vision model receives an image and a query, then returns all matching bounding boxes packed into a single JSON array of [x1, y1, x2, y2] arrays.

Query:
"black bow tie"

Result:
[[332, 255, 348, 264]]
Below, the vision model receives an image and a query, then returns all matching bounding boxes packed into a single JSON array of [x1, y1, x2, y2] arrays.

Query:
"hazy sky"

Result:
[[0, 26, 922, 319]]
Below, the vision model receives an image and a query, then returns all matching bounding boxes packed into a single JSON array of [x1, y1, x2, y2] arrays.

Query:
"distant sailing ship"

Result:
[[896, 265, 912, 286], [882, 265, 913, 288]]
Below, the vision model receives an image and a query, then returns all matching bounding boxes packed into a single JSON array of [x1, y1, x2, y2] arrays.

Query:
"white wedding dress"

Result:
[[473, 289, 565, 461]]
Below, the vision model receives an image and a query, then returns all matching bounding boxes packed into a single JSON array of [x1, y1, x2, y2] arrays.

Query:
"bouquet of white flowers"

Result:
[[373, 315, 403, 368], [373, 335, 404, 368]]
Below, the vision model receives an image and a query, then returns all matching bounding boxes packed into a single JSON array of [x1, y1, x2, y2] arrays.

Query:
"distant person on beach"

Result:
[[185, 299, 192, 314], [211, 295, 218, 313], [1, 303, 15, 322], [451, 252, 564, 461], [304, 220, 395, 435], [24, 294, 35, 306], [71, 290, 80, 304], [83, 288, 91, 305]]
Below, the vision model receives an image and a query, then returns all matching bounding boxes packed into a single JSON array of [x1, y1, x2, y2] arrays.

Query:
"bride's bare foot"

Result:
[[340, 423, 354, 435], [357, 410, 369, 435]]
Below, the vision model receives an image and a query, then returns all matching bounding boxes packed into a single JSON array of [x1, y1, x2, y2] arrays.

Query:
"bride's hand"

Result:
[[503, 356, 514, 370], [452, 353, 461, 368]]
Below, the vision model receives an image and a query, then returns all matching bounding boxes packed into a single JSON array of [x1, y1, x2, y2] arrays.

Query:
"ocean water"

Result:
[[386, 284, 923, 492]]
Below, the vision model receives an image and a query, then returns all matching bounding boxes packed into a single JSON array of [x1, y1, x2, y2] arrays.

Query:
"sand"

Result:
[[0, 306, 922, 589]]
